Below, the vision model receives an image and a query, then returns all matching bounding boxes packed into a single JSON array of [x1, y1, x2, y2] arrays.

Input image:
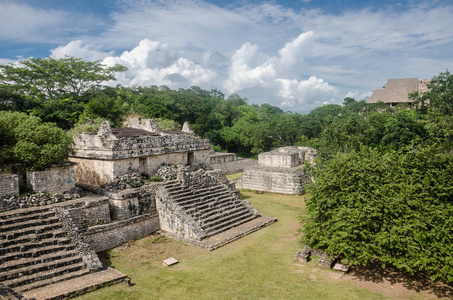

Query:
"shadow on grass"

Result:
[[97, 250, 113, 267], [350, 262, 453, 298]]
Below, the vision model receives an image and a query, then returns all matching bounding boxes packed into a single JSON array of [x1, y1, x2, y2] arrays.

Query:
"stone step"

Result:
[[0, 254, 83, 282], [0, 236, 72, 256], [202, 209, 252, 232], [205, 215, 257, 238], [12, 267, 91, 293], [0, 222, 63, 240], [0, 243, 76, 264], [21, 267, 128, 300], [168, 188, 194, 198], [176, 189, 231, 205], [174, 189, 230, 203], [188, 200, 240, 219], [0, 249, 80, 273], [0, 206, 52, 221], [172, 186, 224, 200], [0, 230, 67, 248], [0, 215, 60, 232], [194, 205, 248, 225], [182, 196, 236, 214], [188, 185, 226, 195], [0, 209, 56, 227]]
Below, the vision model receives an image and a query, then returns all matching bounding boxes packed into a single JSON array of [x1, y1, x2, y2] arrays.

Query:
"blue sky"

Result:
[[1, 0, 452, 113]]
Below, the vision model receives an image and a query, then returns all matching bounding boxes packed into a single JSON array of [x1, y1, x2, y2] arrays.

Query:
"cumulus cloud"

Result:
[[277, 77, 338, 108], [223, 43, 276, 93], [51, 41, 114, 61], [277, 31, 314, 68], [223, 32, 338, 110], [102, 39, 216, 88]]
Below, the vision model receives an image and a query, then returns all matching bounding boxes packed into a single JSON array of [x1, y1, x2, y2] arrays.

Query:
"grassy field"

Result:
[[226, 172, 243, 180], [76, 191, 444, 300]]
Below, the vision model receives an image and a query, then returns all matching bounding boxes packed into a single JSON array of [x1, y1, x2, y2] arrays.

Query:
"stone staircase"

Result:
[[0, 206, 91, 294], [161, 180, 259, 239]]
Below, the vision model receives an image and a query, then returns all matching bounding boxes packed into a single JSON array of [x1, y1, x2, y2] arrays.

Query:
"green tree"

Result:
[[302, 146, 453, 283], [0, 56, 126, 102], [411, 70, 453, 115], [0, 111, 73, 171]]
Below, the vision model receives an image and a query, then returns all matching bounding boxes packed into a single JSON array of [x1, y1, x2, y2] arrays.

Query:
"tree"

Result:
[[0, 56, 127, 102], [0, 111, 73, 171], [302, 146, 453, 283], [411, 70, 453, 115]]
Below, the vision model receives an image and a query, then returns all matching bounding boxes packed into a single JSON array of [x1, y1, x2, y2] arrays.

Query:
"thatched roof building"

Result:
[[367, 78, 429, 107]]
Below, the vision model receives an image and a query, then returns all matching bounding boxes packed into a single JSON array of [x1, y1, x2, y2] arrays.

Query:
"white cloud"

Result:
[[277, 77, 338, 109], [102, 39, 216, 88], [223, 43, 276, 93], [344, 91, 372, 101], [277, 31, 314, 68], [51, 40, 114, 61]]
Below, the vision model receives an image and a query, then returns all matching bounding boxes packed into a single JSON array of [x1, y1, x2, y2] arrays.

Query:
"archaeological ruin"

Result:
[[0, 118, 277, 299], [240, 146, 316, 195]]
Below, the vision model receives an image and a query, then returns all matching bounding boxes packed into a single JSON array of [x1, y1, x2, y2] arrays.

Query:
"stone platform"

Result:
[[160, 216, 277, 251], [21, 267, 128, 300]]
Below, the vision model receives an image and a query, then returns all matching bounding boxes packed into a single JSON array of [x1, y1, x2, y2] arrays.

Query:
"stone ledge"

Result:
[[84, 213, 158, 234], [160, 216, 277, 251], [21, 267, 128, 300]]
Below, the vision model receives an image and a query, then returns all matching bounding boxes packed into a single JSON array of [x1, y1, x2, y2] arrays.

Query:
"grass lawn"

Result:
[[76, 191, 440, 300], [226, 172, 242, 180]]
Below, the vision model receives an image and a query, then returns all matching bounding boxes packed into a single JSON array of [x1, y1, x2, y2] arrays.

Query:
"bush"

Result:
[[0, 111, 73, 171], [301, 146, 453, 283]]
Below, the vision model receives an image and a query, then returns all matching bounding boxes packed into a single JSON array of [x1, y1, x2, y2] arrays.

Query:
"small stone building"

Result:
[[70, 118, 212, 185], [241, 146, 316, 195]]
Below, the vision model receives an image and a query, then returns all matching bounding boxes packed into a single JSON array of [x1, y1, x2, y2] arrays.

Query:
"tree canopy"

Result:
[[0, 56, 126, 101], [0, 111, 73, 171]]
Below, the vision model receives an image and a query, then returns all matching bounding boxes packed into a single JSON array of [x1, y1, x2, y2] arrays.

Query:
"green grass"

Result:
[[226, 172, 242, 180], [76, 192, 427, 300]]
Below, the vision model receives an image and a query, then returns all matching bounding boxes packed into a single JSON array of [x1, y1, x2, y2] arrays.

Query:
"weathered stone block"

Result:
[[26, 162, 76, 194], [0, 174, 19, 198]]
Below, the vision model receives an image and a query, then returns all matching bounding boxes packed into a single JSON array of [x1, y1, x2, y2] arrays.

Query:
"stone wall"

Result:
[[72, 132, 211, 160], [258, 152, 300, 168], [84, 214, 160, 252], [54, 186, 161, 252], [26, 163, 76, 193], [209, 153, 237, 164], [242, 166, 309, 195], [62, 197, 112, 230], [155, 186, 207, 241], [107, 184, 159, 221], [0, 174, 19, 198], [71, 150, 211, 185], [70, 158, 114, 185]]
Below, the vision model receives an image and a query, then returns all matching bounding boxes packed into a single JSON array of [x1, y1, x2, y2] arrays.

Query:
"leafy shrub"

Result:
[[0, 111, 73, 171], [301, 146, 453, 283]]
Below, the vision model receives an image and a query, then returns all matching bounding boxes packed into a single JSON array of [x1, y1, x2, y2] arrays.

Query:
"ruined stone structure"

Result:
[[209, 152, 237, 165], [0, 118, 276, 298], [367, 78, 430, 107], [0, 174, 19, 198], [26, 162, 76, 194], [70, 118, 212, 185], [241, 147, 316, 195]]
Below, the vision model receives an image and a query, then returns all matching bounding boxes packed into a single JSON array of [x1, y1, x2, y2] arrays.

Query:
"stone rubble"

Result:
[[0, 187, 84, 212], [101, 172, 145, 191]]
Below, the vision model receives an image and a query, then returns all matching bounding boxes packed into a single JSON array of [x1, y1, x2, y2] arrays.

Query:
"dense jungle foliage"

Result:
[[1, 57, 452, 282]]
